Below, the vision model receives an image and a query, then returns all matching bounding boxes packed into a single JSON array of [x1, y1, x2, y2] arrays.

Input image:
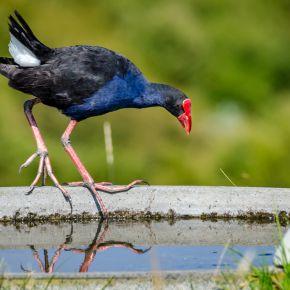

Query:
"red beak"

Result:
[[178, 99, 191, 135]]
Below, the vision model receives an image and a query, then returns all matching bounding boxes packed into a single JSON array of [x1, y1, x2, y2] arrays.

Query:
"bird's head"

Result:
[[142, 83, 192, 134], [160, 85, 192, 135]]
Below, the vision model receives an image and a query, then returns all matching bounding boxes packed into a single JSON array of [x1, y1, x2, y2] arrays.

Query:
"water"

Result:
[[0, 245, 274, 273], [0, 219, 279, 274]]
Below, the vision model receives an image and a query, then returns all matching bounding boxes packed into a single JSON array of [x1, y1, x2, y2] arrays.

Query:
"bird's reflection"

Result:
[[21, 223, 74, 274], [22, 219, 150, 273]]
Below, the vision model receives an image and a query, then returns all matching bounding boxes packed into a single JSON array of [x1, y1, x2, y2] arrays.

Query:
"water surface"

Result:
[[0, 219, 278, 273]]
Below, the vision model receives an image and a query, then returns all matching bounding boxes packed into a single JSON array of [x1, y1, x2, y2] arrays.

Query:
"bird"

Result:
[[0, 11, 192, 218]]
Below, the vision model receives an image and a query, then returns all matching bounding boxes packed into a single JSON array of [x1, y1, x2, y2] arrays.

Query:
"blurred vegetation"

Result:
[[0, 0, 290, 187]]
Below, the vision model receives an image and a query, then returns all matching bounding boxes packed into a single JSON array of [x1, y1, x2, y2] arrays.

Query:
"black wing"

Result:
[[8, 46, 129, 109]]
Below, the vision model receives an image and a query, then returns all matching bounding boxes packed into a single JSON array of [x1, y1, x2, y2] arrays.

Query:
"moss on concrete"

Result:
[[0, 208, 289, 226]]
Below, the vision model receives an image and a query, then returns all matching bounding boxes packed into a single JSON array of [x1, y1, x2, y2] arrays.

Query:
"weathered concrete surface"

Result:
[[0, 220, 280, 249], [0, 186, 290, 220], [0, 271, 223, 290]]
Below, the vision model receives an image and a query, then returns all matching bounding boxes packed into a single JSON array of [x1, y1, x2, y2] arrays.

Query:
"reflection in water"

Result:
[[0, 220, 277, 273], [21, 219, 150, 273]]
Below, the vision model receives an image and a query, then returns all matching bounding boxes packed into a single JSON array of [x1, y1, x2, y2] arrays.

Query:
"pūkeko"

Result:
[[0, 11, 192, 217]]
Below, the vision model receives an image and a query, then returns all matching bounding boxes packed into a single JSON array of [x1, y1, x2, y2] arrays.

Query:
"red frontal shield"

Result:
[[177, 99, 191, 135]]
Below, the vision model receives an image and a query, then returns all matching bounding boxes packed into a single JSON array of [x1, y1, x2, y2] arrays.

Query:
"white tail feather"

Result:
[[8, 34, 40, 67]]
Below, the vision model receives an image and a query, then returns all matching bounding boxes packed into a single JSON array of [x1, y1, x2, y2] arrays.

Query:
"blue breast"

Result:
[[62, 69, 148, 120]]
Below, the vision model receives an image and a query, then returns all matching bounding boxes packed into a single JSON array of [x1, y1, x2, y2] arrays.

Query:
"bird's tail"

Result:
[[8, 11, 52, 67]]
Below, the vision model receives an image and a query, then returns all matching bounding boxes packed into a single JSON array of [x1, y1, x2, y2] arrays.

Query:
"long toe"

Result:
[[19, 152, 39, 173], [22, 151, 72, 210], [93, 179, 148, 194], [25, 153, 46, 195]]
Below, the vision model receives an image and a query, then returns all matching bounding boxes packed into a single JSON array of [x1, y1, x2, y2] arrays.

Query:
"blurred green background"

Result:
[[0, 0, 290, 187]]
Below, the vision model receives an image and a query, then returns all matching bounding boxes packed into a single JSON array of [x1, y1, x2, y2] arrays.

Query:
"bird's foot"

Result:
[[65, 179, 148, 194], [19, 150, 72, 206]]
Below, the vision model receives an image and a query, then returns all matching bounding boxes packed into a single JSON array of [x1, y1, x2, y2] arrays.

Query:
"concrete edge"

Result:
[[0, 270, 219, 279], [0, 186, 290, 222]]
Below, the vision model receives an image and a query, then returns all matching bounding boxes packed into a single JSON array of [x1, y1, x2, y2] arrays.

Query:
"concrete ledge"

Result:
[[0, 270, 216, 278], [0, 271, 219, 290], [0, 186, 290, 221]]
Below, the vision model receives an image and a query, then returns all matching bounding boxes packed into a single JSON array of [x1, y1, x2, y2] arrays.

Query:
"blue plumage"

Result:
[[63, 67, 161, 120]]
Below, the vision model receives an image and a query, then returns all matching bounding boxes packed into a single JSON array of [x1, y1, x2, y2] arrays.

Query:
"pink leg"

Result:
[[63, 119, 147, 194], [20, 99, 71, 205], [48, 244, 67, 273], [66, 220, 148, 272], [61, 120, 107, 217], [30, 246, 46, 273], [27, 244, 66, 273], [78, 221, 109, 272]]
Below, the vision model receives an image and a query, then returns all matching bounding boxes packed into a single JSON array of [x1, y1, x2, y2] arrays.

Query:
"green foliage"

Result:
[[219, 217, 290, 290], [220, 264, 290, 289], [0, 0, 290, 186]]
